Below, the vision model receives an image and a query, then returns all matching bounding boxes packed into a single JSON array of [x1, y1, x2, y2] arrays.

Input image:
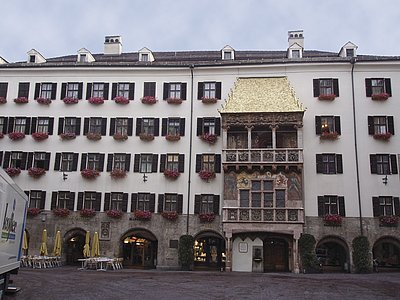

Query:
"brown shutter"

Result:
[[317, 196, 325, 216], [18, 82, 30, 98], [68, 192, 75, 210], [158, 194, 164, 213], [72, 153, 79, 171], [34, 83, 40, 99], [216, 82, 222, 99], [368, 116, 374, 135], [131, 194, 138, 212], [215, 154, 221, 173], [163, 83, 169, 100], [40, 191, 46, 209], [111, 83, 117, 100], [101, 118, 107, 135], [195, 154, 202, 172], [30, 117, 37, 134], [152, 154, 158, 172], [178, 154, 185, 173], [372, 197, 380, 217], [194, 195, 201, 214], [387, 116, 394, 135], [54, 153, 61, 171], [177, 194, 183, 214], [48, 118, 54, 135], [316, 154, 323, 173], [179, 118, 185, 136], [160, 154, 166, 172], [154, 118, 160, 136], [125, 154, 131, 172], [99, 154, 105, 171], [394, 197, 400, 216], [109, 118, 116, 136], [370, 154, 377, 174], [197, 82, 203, 100], [313, 79, 320, 97], [122, 193, 128, 212], [107, 154, 113, 172], [61, 83, 67, 99], [334, 116, 341, 135], [86, 83, 92, 99], [181, 83, 187, 100], [333, 79, 339, 97], [315, 116, 321, 135], [215, 118, 221, 136], [161, 118, 167, 136], [51, 192, 57, 210], [80, 153, 87, 171], [75, 118, 81, 135], [197, 118, 203, 136], [51, 83, 57, 100], [136, 118, 141, 135], [213, 195, 220, 215], [336, 154, 343, 174], [3, 152, 10, 168], [133, 154, 140, 172], [83, 118, 89, 135], [390, 154, 398, 174], [78, 83, 83, 99], [338, 196, 345, 217], [365, 79, 372, 97], [128, 83, 135, 100], [24, 118, 31, 134], [127, 118, 133, 136], [94, 193, 101, 211], [149, 194, 155, 212], [384, 78, 392, 96], [103, 83, 109, 100], [104, 193, 111, 211]]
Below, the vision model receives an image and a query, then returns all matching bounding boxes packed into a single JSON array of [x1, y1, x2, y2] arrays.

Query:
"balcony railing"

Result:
[[223, 148, 303, 164], [223, 207, 304, 223]]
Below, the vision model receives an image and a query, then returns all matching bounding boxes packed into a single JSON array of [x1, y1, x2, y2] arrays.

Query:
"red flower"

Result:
[[28, 167, 46, 178], [8, 132, 25, 140], [200, 133, 217, 144], [201, 97, 217, 104], [0, 97, 7, 104], [141, 96, 157, 104], [165, 134, 180, 141], [139, 133, 154, 141], [106, 210, 123, 219], [32, 132, 49, 141], [318, 94, 336, 101], [110, 169, 127, 179], [163, 169, 180, 179], [371, 93, 389, 101], [379, 215, 399, 226], [113, 133, 128, 141], [5, 167, 21, 177], [27, 207, 41, 217], [198, 170, 215, 182], [166, 98, 182, 104], [80, 208, 96, 218], [86, 132, 102, 141], [373, 133, 391, 141], [36, 97, 52, 105], [81, 169, 100, 179], [53, 208, 70, 217], [88, 97, 104, 104], [114, 96, 129, 104], [133, 210, 152, 220], [323, 214, 342, 226], [14, 97, 29, 104], [60, 132, 76, 140], [161, 211, 178, 221], [63, 97, 79, 104], [320, 132, 338, 140], [199, 213, 215, 223]]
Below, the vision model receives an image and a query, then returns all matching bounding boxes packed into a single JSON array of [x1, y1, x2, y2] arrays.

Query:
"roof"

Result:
[[220, 77, 305, 114]]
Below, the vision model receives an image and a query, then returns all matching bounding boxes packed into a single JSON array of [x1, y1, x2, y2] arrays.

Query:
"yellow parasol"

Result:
[[83, 231, 90, 258], [53, 230, 62, 257], [22, 230, 28, 255], [91, 231, 100, 257], [39, 229, 48, 256]]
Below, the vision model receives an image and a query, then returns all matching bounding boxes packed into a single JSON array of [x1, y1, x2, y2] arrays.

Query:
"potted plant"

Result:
[[28, 167, 46, 178], [27, 207, 41, 217], [36, 97, 52, 105], [141, 96, 157, 104], [320, 131, 338, 140], [379, 215, 399, 227], [200, 133, 217, 144], [373, 133, 392, 141], [299, 234, 321, 273], [14, 97, 29, 104], [81, 168, 100, 179], [199, 213, 215, 223], [80, 208, 96, 218], [166, 98, 182, 104], [60, 132, 76, 140], [323, 214, 342, 226], [0, 97, 7, 104], [106, 209, 123, 219], [163, 169, 180, 180], [113, 133, 128, 141], [86, 132, 102, 141], [161, 211, 179, 221], [114, 96, 129, 104], [165, 134, 180, 141], [63, 97, 79, 104], [5, 167, 21, 177], [139, 132, 154, 141], [318, 94, 336, 101], [179, 235, 194, 270], [110, 169, 126, 179], [352, 236, 372, 273], [133, 210, 152, 221], [198, 170, 215, 182], [32, 132, 49, 141], [371, 93, 389, 101], [52, 208, 70, 217], [88, 97, 104, 105], [201, 97, 218, 104], [8, 132, 25, 140]]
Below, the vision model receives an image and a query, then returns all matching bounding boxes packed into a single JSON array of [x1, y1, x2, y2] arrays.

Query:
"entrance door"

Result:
[[194, 237, 225, 270], [123, 236, 156, 268], [263, 238, 289, 272], [65, 233, 85, 265]]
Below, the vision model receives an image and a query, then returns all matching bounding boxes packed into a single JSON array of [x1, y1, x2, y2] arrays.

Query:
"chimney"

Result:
[[104, 35, 122, 55], [288, 30, 304, 49]]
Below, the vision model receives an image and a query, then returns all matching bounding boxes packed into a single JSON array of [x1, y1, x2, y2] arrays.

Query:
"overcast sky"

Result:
[[1, 0, 399, 62]]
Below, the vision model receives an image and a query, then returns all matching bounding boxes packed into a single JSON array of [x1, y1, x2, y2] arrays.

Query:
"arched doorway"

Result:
[[263, 238, 289, 272], [194, 231, 225, 270], [373, 237, 400, 272], [121, 228, 158, 269], [64, 228, 86, 265], [316, 236, 349, 272]]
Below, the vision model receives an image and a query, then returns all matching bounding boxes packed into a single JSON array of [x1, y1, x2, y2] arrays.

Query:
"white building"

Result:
[[0, 32, 399, 272]]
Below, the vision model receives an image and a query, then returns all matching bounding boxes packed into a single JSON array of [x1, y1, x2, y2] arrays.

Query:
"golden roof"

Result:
[[220, 77, 305, 113]]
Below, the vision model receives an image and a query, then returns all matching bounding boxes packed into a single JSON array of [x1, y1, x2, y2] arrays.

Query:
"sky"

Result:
[[1, 0, 400, 62]]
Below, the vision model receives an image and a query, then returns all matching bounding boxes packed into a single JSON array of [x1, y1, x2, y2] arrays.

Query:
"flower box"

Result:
[[110, 169, 127, 179], [81, 168, 100, 179], [320, 132, 338, 140], [166, 98, 183, 104], [165, 134, 180, 141], [32, 132, 49, 141], [36, 97, 52, 105], [0, 97, 7, 104], [88, 97, 104, 105], [318, 94, 336, 101], [163, 169, 180, 180], [8, 132, 25, 140], [14, 97, 28, 104], [5, 167, 21, 177], [141, 96, 157, 104], [323, 214, 342, 226], [139, 133, 154, 141], [52, 208, 70, 217], [80, 208, 96, 218], [198, 170, 216, 182], [371, 93, 389, 101], [106, 209, 123, 219], [86, 132, 102, 141], [27, 207, 41, 217], [199, 213, 215, 223], [63, 97, 79, 104], [201, 97, 218, 104], [113, 133, 128, 141], [114, 96, 130, 104], [133, 210, 152, 221], [28, 167, 46, 178], [161, 211, 178, 221], [60, 132, 76, 140], [379, 215, 399, 227], [200, 133, 217, 144], [373, 133, 391, 141]]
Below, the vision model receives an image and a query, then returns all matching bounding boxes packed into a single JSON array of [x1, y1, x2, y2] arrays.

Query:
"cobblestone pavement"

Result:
[[4, 267, 400, 300]]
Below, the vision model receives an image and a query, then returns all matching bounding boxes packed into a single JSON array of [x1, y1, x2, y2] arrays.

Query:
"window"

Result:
[[223, 51, 232, 60], [143, 82, 156, 97], [313, 78, 339, 97], [197, 82, 222, 100], [31, 152, 50, 169], [106, 153, 130, 171], [54, 152, 78, 172], [40, 83, 52, 99], [0, 82, 8, 99], [141, 54, 149, 62], [83, 117, 107, 135], [131, 193, 155, 212], [86, 82, 109, 100], [111, 82, 134, 100], [160, 154, 184, 173], [83, 192, 99, 210], [197, 118, 221, 136], [10, 117, 29, 133], [134, 154, 158, 173], [9, 152, 27, 169], [373, 196, 400, 217], [136, 118, 159, 136], [117, 83, 129, 98], [315, 116, 341, 135], [195, 154, 221, 173], [89, 118, 102, 134], [163, 82, 187, 100], [239, 180, 284, 208], [67, 83, 81, 99], [162, 118, 185, 136], [167, 154, 179, 171], [164, 194, 178, 212], [368, 116, 394, 135], [17, 82, 30, 98], [28, 190, 45, 209], [370, 154, 398, 175], [365, 78, 392, 97], [292, 50, 300, 58], [316, 154, 343, 174], [93, 83, 104, 98], [104, 192, 128, 212], [29, 55, 36, 63], [31, 117, 54, 135], [79, 54, 87, 63], [318, 195, 345, 216], [346, 49, 355, 57], [194, 194, 220, 214], [51, 191, 74, 210], [34, 82, 56, 100], [58, 117, 81, 135], [110, 118, 133, 136], [0, 117, 7, 134], [81, 153, 105, 171]]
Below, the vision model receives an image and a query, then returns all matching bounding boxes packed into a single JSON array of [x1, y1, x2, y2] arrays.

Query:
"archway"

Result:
[[120, 228, 158, 269], [373, 236, 400, 272], [316, 236, 350, 272], [193, 230, 225, 270], [64, 228, 86, 265], [263, 237, 289, 272]]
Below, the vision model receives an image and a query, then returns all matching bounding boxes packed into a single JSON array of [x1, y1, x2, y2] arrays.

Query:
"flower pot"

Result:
[[81, 169, 100, 179], [88, 97, 104, 105], [0, 97, 7, 104], [8, 132, 25, 140], [114, 96, 130, 104], [198, 170, 216, 182], [139, 133, 155, 141], [201, 97, 217, 104], [163, 169, 180, 180], [14, 97, 29, 104], [80, 209, 96, 218], [110, 169, 127, 179], [63, 97, 79, 104], [166, 98, 182, 104], [141, 96, 157, 104], [200, 133, 217, 144], [133, 210, 152, 221], [27, 208, 41, 217], [199, 213, 215, 223], [5, 167, 21, 177], [32, 132, 49, 141], [28, 167, 46, 178], [320, 132, 338, 140], [60, 132, 76, 140], [86, 132, 102, 141], [371, 93, 389, 101], [161, 211, 179, 221], [318, 94, 336, 101], [165, 134, 180, 141], [36, 97, 52, 105], [373, 133, 391, 141], [113, 133, 128, 141], [52, 208, 70, 217], [106, 210, 123, 219]]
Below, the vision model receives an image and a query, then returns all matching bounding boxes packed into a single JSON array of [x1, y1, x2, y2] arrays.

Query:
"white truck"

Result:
[[0, 168, 28, 299]]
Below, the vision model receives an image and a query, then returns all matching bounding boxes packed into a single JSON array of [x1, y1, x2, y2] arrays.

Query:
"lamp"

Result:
[[41, 213, 47, 222], [382, 175, 388, 185]]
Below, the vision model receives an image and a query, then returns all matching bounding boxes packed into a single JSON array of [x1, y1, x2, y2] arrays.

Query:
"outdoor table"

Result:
[[77, 258, 88, 270], [96, 257, 110, 271]]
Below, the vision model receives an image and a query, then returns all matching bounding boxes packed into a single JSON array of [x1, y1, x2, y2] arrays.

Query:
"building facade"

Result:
[[0, 32, 399, 272]]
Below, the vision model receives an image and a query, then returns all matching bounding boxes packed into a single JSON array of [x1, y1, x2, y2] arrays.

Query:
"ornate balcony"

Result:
[[223, 148, 303, 164], [223, 207, 304, 223]]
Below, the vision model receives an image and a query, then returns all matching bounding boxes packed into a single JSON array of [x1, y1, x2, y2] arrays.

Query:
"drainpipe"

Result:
[[186, 64, 195, 235], [350, 57, 364, 236]]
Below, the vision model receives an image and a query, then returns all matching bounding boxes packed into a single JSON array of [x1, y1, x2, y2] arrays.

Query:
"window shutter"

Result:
[[144, 82, 156, 97], [313, 79, 320, 97], [107, 154, 113, 172], [370, 154, 377, 174], [54, 153, 61, 171], [365, 79, 372, 97], [68, 192, 75, 210], [161, 118, 167, 136], [367, 116, 374, 135], [177, 195, 183, 214], [215, 118, 221, 136], [78, 83, 83, 99], [178, 154, 185, 173], [103, 83, 109, 100], [80, 153, 87, 171], [215, 154, 221, 173], [213, 195, 220, 215], [154, 118, 160, 136], [216, 82, 222, 99], [122, 193, 128, 212], [160, 154, 166, 172], [51, 192, 57, 210], [127, 118, 133, 136], [372, 197, 380, 217], [61, 83, 67, 99], [72, 153, 79, 171], [317, 196, 325, 216], [163, 83, 169, 100], [158, 194, 164, 213], [104, 193, 111, 211], [51, 83, 57, 100], [75, 118, 81, 135], [34, 83, 41, 99], [195, 154, 202, 172], [387, 116, 394, 135], [194, 195, 201, 214], [197, 118, 203, 136], [0, 152, 2, 167], [7, 117, 14, 133], [18, 82, 30, 98], [83, 118, 89, 135], [131, 194, 137, 212], [94, 193, 101, 211], [86, 83, 92, 99], [136, 118, 141, 136], [394, 197, 400, 216], [24, 118, 31, 134], [133, 154, 140, 172], [111, 83, 117, 100], [109, 118, 116, 136], [336, 154, 343, 174], [149, 194, 155, 212], [316, 154, 323, 173], [101, 118, 107, 135], [0, 83, 8, 98], [30, 117, 37, 134], [333, 79, 339, 97], [128, 83, 135, 100], [48, 118, 54, 135], [197, 82, 203, 100], [390, 154, 398, 174], [3, 152, 10, 168], [334, 116, 341, 135], [179, 118, 185, 136], [181, 83, 187, 100], [21, 153, 28, 170], [384, 78, 392, 96], [27, 152, 33, 169], [99, 154, 105, 171], [315, 116, 322, 135], [125, 154, 131, 172], [152, 154, 158, 172], [1, 118, 8, 134], [338, 196, 345, 217], [40, 191, 46, 209]]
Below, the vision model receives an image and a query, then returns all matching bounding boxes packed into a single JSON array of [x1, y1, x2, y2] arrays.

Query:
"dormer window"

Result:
[[26, 49, 46, 64], [339, 41, 357, 58], [77, 48, 95, 63], [224, 51, 232, 60], [80, 54, 87, 63], [29, 55, 36, 63], [346, 49, 354, 57], [138, 47, 155, 62], [292, 50, 300, 58], [141, 53, 149, 62], [221, 45, 235, 60]]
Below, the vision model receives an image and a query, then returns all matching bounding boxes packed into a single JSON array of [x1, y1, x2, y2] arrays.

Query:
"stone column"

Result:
[[293, 231, 301, 274], [245, 125, 253, 149], [225, 231, 233, 272], [270, 125, 278, 149]]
